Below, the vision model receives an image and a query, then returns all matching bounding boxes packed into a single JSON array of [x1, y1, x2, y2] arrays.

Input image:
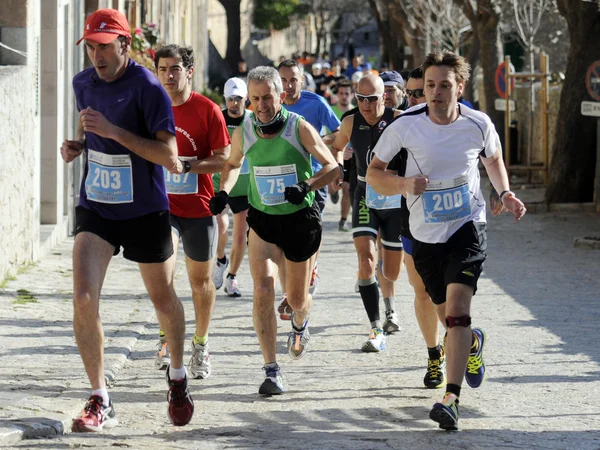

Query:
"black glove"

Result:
[[209, 190, 229, 215], [284, 181, 311, 205]]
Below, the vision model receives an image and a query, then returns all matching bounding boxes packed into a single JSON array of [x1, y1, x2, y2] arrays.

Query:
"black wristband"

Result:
[[499, 190, 510, 202], [183, 160, 192, 173], [300, 180, 311, 192]]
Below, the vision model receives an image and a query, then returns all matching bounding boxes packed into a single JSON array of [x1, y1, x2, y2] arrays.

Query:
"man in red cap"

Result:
[[60, 8, 194, 432]]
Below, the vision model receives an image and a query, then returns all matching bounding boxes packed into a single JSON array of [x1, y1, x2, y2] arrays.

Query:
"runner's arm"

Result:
[[366, 156, 407, 195], [298, 120, 339, 191], [220, 127, 244, 194], [329, 116, 352, 165], [481, 149, 526, 220], [189, 145, 231, 174]]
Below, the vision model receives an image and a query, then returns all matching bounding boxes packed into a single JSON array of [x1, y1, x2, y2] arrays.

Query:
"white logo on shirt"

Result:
[[118, 98, 126, 102]]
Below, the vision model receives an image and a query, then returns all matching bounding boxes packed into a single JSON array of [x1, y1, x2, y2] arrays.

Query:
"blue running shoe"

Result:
[[430, 393, 459, 430], [259, 364, 285, 396], [465, 328, 486, 388]]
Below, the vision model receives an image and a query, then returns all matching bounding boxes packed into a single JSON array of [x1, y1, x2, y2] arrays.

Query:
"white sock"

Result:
[[169, 365, 187, 381], [91, 388, 109, 406]]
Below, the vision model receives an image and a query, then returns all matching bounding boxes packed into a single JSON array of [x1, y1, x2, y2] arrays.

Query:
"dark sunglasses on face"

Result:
[[406, 89, 424, 99], [356, 94, 382, 103], [226, 96, 243, 102]]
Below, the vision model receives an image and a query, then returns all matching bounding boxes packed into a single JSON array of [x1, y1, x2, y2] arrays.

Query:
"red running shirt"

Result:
[[169, 92, 231, 218]]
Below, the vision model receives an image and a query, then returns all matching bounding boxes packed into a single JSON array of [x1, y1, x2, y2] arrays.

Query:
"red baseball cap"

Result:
[[76, 8, 131, 45]]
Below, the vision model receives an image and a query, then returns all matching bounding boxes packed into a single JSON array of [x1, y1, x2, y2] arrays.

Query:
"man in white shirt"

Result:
[[366, 50, 526, 431]]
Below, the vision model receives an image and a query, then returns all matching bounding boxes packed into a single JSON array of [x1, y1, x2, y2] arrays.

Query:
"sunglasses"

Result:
[[226, 96, 243, 102], [406, 89, 424, 99], [356, 94, 383, 103]]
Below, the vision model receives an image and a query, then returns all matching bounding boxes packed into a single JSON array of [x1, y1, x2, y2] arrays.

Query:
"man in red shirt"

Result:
[[154, 45, 231, 379]]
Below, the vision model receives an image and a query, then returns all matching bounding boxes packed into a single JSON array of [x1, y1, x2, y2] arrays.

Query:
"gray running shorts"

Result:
[[170, 214, 217, 262]]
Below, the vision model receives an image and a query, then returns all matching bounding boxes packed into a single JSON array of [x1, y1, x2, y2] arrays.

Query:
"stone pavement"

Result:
[[1, 187, 599, 449]]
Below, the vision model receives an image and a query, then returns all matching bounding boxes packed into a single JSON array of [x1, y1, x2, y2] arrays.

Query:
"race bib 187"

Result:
[[164, 156, 198, 195]]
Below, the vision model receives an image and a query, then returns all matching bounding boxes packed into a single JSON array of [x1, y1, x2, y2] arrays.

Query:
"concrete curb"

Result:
[[573, 236, 600, 250], [0, 418, 64, 445], [0, 315, 154, 446]]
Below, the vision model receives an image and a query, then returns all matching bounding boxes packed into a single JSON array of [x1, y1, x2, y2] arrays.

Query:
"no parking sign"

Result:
[[585, 60, 600, 101], [495, 62, 516, 99]]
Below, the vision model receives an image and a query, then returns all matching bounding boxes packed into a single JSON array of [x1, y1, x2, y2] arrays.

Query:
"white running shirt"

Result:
[[373, 103, 500, 244]]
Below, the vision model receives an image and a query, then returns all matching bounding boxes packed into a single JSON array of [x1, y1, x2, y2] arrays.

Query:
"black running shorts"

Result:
[[412, 221, 487, 305], [247, 203, 322, 262], [75, 206, 173, 263]]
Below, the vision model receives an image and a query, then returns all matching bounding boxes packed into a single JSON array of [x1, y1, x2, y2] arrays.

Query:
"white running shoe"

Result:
[[188, 341, 211, 379], [212, 258, 228, 290], [382, 310, 400, 334], [361, 328, 387, 352], [224, 276, 241, 297], [154, 338, 170, 370]]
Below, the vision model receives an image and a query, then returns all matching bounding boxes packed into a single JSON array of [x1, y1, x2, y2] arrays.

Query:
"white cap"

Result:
[[312, 63, 322, 70], [224, 77, 247, 98], [352, 71, 363, 84]]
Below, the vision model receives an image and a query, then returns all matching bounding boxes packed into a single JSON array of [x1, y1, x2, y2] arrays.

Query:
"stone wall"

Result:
[[0, 67, 39, 281]]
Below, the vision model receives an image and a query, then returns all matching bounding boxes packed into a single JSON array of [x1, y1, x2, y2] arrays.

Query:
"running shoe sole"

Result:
[[361, 341, 386, 353], [382, 320, 400, 334], [259, 379, 285, 396], [429, 404, 458, 431]]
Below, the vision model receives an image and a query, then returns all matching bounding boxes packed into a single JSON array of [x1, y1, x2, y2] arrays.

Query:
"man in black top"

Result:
[[380, 70, 409, 111], [331, 74, 404, 352]]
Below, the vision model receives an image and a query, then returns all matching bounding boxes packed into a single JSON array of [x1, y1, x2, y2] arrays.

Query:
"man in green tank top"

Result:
[[210, 66, 338, 396]]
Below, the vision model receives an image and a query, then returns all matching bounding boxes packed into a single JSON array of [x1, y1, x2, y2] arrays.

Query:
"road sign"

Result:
[[581, 101, 600, 117], [495, 62, 515, 99], [585, 60, 600, 101], [495, 98, 516, 112]]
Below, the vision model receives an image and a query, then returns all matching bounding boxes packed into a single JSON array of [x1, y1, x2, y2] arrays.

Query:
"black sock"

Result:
[[446, 383, 461, 398], [339, 218, 346, 223], [428, 345, 442, 360], [358, 281, 380, 325], [227, 273, 236, 279], [217, 256, 227, 265]]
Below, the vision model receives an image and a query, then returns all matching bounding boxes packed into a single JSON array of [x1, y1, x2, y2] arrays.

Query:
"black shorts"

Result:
[[314, 187, 327, 214], [343, 159, 352, 183], [170, 215, 217, 262], [247, 203, 322, 262], [412, 221, 487, 305], [228, 195, 250, 214], [75, 206, 173, 263], [351, 183, 403, 251]]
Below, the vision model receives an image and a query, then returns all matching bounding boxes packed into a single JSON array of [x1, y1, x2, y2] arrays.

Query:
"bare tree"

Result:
[[546, 0, 600, 202], [396, 0, 470, 53], [511, 0, 556, 180], [303, 0, 371, 58], [512, 0, 555, 72], [456, 0, 504, 130], [368, 0, 406, 70]]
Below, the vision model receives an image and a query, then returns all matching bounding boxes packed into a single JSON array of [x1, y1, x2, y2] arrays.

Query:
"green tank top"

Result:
[[243, 108, 314, 215], [213, 110, 250, 197]]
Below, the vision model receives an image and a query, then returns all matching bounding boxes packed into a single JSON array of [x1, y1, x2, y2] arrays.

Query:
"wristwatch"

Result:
[[183, 160, 192, 173]]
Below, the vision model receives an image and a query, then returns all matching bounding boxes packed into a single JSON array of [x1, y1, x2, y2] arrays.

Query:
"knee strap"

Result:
[[446, 315, 472, 328]]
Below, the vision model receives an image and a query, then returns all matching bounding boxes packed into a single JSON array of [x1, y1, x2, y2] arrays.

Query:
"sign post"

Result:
[[584, 60, 600, 211]]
